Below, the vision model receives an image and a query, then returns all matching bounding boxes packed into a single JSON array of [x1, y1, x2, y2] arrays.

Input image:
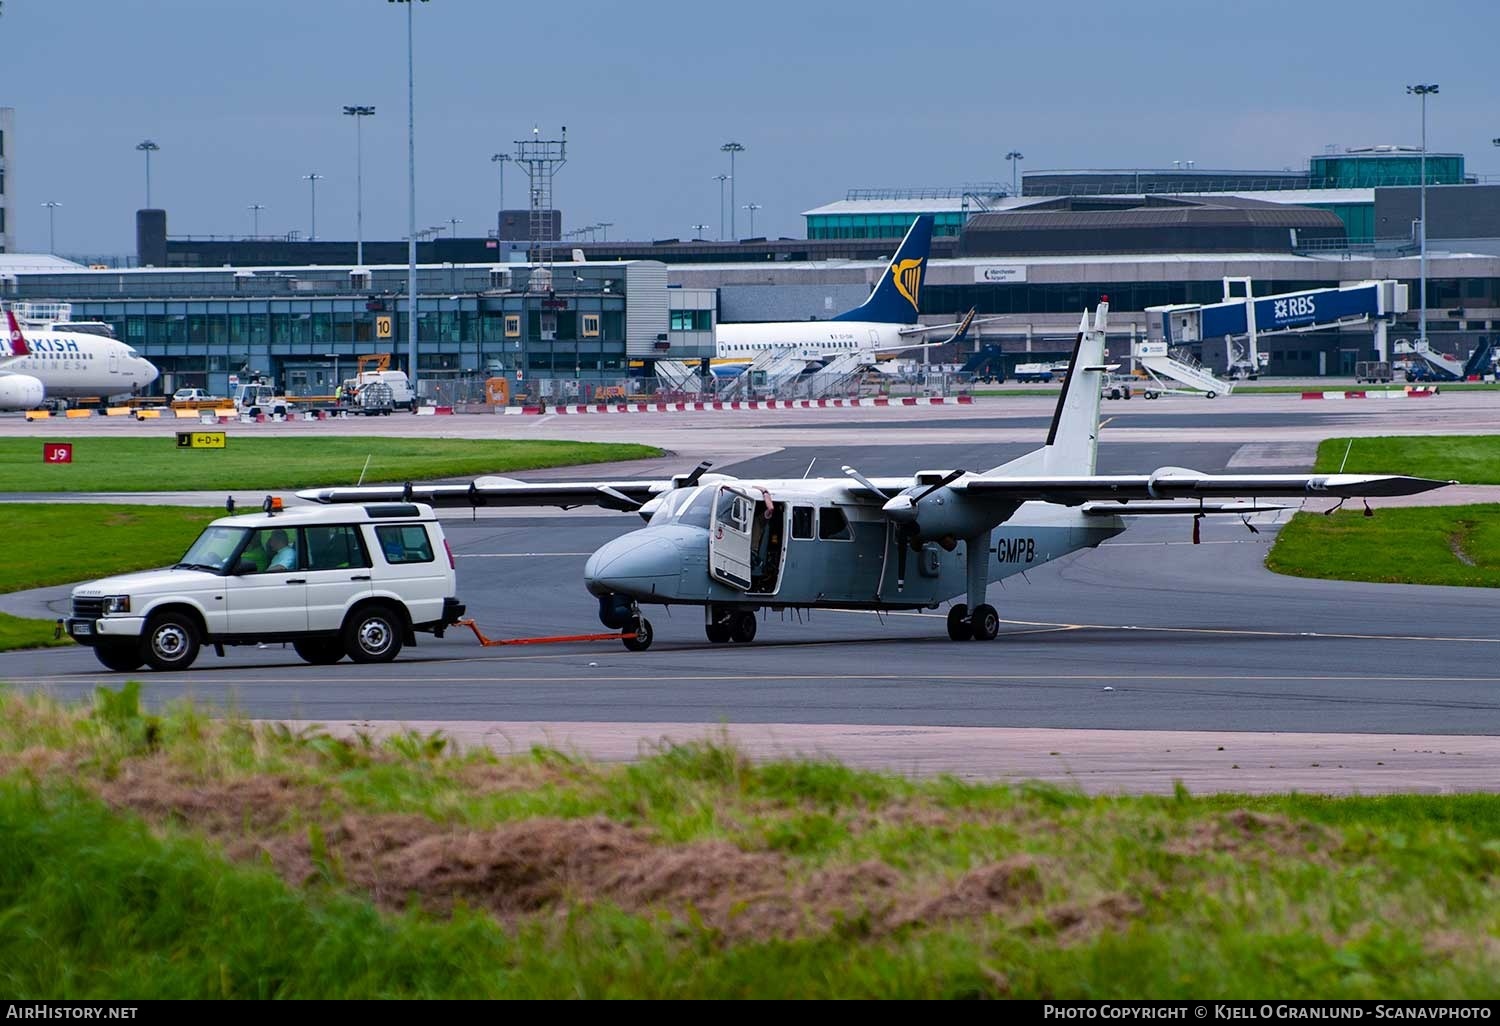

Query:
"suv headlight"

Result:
[[103, 595, 131, 615]]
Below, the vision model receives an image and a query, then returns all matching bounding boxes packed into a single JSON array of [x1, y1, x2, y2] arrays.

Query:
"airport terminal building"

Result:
[[5, 146, 1499, 391]]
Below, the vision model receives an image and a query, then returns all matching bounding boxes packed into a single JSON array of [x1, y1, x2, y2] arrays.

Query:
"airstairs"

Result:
[[653, 360, 703, 394], [789, 352, 867, 399], [721, 348, 809, 399], [1134, 342, 1234, 397]]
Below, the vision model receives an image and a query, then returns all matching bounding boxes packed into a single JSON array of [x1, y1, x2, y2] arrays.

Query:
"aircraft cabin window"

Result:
[[791, 506, 814, 540], [818, 507, 853, 542]]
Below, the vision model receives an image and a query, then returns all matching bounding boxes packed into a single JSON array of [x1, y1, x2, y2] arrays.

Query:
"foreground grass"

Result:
[[1315, 435, 1500, 486], [0, 437, 661, 492], [1268, 505, 1500, 588], [1, 688, 1497, 999]]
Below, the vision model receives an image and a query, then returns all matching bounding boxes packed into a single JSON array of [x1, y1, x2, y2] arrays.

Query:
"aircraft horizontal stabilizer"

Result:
[[960, 471, 1452, 505]]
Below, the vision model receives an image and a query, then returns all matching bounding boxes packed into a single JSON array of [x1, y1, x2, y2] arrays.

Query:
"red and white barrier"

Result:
[[501, 395, 975, 415], [1300, 387, 1439, 400]]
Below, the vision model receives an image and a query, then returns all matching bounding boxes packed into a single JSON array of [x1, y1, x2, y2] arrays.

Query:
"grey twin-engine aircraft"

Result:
[[301, 301, 1451, 650]]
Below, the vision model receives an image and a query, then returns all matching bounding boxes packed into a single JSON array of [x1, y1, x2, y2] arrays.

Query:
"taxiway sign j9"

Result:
[[301, 302, 1451, 650]]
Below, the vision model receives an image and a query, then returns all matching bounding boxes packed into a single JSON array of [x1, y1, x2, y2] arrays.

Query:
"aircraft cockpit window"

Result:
[[817, 507, 853, 541], [649, 488, 693, 526], [677, 488, 715, 529], [791, 506, 814, 540]]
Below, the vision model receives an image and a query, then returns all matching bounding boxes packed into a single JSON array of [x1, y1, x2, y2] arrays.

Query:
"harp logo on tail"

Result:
[[890, 258, 923, 313]]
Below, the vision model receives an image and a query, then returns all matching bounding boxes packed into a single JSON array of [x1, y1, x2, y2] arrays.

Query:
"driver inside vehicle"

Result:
[[263, 529, 297, 571]]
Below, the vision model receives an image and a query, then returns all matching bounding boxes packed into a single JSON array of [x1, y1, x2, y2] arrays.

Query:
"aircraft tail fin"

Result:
[[4, 309, 32, 358], [989, 300, 1109, 477], [830, 214, 933, 324]]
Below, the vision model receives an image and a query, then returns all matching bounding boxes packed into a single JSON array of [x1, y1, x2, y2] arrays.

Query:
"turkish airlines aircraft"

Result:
[[1, 309, 159, 410]]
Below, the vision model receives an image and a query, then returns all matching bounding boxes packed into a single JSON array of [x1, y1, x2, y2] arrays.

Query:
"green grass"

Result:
[[0, 504, 217, 594], [1, 688, 1498, 998], [1315, 435, 1500, 486], [0, 504, 219, 653], [0, 437, 661, 492], [0, 612, 72, 651], [1268, 505, 1500, 588]]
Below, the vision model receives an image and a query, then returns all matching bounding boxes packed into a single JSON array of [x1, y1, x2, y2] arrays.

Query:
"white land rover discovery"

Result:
[[64, 501, 465, 672]]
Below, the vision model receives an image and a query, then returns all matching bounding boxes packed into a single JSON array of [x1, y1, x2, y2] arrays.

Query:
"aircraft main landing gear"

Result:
[[947, 603, 999, 641], [706, 607, 756, 644], [969, 603, 1000, 641]]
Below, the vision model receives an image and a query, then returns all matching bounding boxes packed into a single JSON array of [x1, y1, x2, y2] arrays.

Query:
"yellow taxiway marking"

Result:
[[820, 608, 1500, 645]]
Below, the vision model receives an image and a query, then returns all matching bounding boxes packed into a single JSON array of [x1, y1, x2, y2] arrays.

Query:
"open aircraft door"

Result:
[[709, 486, 754, 590]]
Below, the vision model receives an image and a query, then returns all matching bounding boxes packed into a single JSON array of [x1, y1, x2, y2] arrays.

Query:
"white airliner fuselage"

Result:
[[1, 312, 160, 410], [711, 321, 912, 374]]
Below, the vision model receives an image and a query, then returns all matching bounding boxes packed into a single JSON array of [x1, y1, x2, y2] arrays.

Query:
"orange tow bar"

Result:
[[456, 618, 635, 647]]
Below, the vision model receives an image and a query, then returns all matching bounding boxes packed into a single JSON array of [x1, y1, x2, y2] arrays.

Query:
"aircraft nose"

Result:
[[142, 361, 159, 384], [584, 534, 682, 597]]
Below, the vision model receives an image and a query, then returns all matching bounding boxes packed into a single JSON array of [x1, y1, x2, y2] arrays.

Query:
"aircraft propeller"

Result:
[[677, 460, 713, 489], [843, 466, 965, 590]]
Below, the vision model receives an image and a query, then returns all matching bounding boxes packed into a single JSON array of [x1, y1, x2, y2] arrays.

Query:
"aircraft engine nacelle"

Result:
[[0, 374, 45, 411], [885, 489, 1007, 547]]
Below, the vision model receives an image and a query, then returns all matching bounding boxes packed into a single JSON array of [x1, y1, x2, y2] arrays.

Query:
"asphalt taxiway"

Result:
[[4, 393, 1499, 791]]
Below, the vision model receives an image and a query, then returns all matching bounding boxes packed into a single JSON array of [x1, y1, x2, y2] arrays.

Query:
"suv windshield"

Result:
[[176, 525, 250, 573]]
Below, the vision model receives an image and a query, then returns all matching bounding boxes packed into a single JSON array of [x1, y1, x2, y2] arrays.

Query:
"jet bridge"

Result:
[[1147, 278, 1409, 379]]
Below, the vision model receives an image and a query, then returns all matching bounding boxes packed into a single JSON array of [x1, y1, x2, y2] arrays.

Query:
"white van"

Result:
[[64, 501, 465, 671], [348, 370, 416, 412]]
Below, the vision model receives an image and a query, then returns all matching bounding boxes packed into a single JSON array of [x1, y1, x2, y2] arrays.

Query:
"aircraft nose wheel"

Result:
[[623, 616, 654, 651], [946, 604, 972, 641]]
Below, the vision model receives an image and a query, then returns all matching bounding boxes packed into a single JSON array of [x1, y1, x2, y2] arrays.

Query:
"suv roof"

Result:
[[215, 502, 437, 530]]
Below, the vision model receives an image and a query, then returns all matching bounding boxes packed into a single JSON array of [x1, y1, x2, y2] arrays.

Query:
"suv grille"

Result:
[[72, 598, 106, 619]]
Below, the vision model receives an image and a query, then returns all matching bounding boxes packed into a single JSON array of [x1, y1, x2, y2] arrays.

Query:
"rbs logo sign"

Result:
[[1271, 295, 1317, 323]]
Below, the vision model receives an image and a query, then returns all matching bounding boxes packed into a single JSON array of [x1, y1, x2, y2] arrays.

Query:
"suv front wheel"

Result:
[[343, 604, 404, 663], [142, 612, 201, 672]]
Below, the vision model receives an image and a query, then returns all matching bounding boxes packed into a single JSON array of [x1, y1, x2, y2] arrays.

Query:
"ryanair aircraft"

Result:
[[709, 214, 974, 376]]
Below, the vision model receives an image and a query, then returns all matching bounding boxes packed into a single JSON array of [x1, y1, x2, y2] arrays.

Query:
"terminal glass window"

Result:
[[504, 314, 521, 338], [582, 314, 600, 337]]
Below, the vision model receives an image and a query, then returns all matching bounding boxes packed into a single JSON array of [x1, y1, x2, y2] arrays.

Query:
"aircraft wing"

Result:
[[299, 477, 669, 512], [894, 312, 1005, 338], [957, 470, 1452, 506]]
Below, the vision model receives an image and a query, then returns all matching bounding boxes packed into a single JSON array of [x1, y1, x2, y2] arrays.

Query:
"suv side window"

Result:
[[241, 526, 301, 572], [374, 524, 435, 564], [306, 525, 371, 571]]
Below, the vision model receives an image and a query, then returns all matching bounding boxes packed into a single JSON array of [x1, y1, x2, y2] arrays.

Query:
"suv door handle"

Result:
[[285, 579, 306, 584], [350, 575, 372, 581]]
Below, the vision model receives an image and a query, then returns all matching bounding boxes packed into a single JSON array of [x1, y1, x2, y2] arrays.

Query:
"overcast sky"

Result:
[[3, 0, 1495, 257]]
